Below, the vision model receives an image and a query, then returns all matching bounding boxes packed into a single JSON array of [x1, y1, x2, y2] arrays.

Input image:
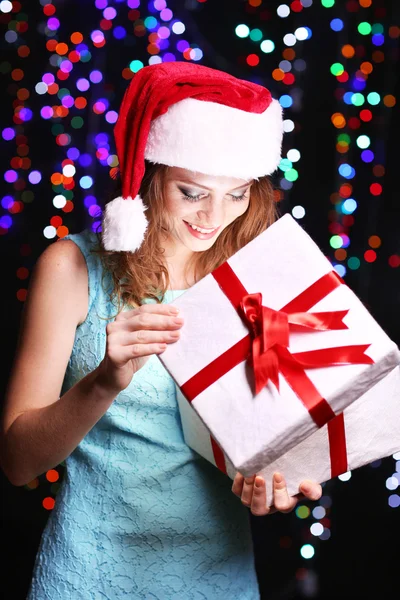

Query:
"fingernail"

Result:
[[169, 306, 179, 314], [255, 477, 263, 488], [274, 472, 283, 484], [173, 317, 184, 324], [301, 483, 310, 494]]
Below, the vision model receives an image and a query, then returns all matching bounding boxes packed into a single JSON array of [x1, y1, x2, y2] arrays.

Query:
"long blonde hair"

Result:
[[94, 161, 279, 313]]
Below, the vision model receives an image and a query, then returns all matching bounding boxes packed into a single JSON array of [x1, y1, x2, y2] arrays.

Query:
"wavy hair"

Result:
[[93, 161, 279, 315]]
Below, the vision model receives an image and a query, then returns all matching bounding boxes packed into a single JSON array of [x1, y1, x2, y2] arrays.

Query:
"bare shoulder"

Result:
[[0, 237, 90, 433], [33, 237, 89, 325]]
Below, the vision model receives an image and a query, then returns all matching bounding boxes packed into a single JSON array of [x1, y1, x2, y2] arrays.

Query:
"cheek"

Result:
[[226, 199, 250, 223], [164, 194, 186, 219]]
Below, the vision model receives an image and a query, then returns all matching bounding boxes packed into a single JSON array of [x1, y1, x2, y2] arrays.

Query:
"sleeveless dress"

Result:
[[27, 229, 260, 600]]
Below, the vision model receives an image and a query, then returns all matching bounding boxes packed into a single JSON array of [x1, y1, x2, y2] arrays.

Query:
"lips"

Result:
[[183, 220, 221, 240]]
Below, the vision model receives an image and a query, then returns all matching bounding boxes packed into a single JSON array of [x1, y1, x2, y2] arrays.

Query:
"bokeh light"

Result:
[[1, 7, 398, 592]]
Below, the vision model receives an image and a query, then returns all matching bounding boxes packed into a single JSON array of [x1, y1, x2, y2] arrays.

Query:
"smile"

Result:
[[183, 220, 221, 240], [186, 222, 218, 233]]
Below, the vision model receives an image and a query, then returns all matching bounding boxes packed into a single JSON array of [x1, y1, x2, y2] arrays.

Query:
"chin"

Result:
[[183, 233, 222, 252]]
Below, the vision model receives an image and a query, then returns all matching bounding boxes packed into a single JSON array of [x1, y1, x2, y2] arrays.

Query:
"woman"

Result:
[[0, 62, 321, 599]]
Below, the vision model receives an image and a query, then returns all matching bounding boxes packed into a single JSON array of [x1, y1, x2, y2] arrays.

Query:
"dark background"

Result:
[[1, 1, 399, 598]]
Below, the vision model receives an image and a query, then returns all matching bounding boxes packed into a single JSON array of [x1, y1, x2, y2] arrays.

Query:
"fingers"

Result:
[[232, 473, 254, 506], [231, 472, 245, 497], [241, 475, 256, 507], [299, 479, 323, 502], [131, 311, 184, 332], [106, 317, 182, 363], [117, 328, 181, 346], [106, 341, 168, 366], [232, 473, 270, 516], [232, 472, 322, 517], [116, 303, 180, 320], [122, 312, 184, 334], [272, 472, 298, 513], [105, 305, 184, 367], [250, 476, 269, 516], [107, 308, 183, 345]]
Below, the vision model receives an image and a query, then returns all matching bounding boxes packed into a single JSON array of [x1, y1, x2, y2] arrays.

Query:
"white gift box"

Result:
[[175, 366, 400, 507], [159, 214, 400, 476]]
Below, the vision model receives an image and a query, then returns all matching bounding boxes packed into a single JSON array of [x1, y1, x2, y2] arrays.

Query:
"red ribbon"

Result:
[[240, 292, 350, 395], [328, 414, 348, 478], [181, 263, 372, 478], [211, 416, 348, 478]]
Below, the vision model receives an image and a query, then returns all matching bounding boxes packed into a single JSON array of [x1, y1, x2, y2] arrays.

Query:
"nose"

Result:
[[196, 197, 224, 226]]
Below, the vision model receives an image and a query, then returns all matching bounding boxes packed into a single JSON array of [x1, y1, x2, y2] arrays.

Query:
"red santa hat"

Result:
[[102, 61, 284, 252]]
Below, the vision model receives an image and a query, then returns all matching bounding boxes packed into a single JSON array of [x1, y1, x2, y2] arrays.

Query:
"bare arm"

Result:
[[0, 238, 184, 487], [0, 239, 117, 486]]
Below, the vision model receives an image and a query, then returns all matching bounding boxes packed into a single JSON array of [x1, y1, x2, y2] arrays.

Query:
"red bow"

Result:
[[240, 293, 349, 394]]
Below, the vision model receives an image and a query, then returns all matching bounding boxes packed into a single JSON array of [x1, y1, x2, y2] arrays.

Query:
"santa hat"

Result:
[[102, 61, 284, 252]]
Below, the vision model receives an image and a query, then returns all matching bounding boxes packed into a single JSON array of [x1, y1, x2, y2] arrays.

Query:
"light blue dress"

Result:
[[27, 229, 260, 600]]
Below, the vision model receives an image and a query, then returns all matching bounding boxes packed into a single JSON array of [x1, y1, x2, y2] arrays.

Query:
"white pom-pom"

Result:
[[102, 195, 148, 252]]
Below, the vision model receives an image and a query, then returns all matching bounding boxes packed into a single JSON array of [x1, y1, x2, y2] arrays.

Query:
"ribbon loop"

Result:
[[241, 294, 290, 348], [240, 293, 263, 337], [240, 289, 353, 395], [241, 294, 291, 392]]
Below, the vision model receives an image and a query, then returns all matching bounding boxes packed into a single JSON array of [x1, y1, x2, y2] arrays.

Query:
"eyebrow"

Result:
[[175, 179, 252, 192]]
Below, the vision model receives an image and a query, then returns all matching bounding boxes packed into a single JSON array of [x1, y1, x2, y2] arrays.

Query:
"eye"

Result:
[[229, 191, 249, 202], [177, 186, 249, 203], [178, 187, 206, 202], [182, 192, 202, 202]]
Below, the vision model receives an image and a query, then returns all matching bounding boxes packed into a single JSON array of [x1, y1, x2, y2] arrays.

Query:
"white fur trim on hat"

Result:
[[144, 97, 283, 180], [102, 195, 148, 252]]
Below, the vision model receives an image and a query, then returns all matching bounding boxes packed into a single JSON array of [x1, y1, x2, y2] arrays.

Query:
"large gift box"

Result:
[[175, 365, 400, 506], [159, 214, 400, 476]]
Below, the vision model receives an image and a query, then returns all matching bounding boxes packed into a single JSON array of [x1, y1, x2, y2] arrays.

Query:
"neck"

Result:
[[161, 235, 195, 290]]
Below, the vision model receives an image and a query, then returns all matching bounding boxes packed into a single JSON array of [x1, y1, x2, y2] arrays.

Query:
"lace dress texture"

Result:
[[26, 228, 260, 600]]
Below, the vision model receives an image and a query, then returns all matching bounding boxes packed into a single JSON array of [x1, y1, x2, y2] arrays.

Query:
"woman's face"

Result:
[[163, 167, 252, 253]]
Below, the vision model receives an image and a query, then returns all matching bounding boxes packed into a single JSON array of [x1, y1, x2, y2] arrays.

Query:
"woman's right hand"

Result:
[[97, 303, 183, 394]]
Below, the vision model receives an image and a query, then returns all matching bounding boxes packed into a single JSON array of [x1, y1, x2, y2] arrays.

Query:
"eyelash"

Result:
[[181, 192, 248, 203]]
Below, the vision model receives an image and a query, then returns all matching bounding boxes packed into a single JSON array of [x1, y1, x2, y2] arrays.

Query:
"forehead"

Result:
[[166, 166, 251, 190]]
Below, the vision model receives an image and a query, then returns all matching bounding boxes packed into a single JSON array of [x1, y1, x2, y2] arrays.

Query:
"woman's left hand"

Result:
[[232, 472, 322, 516]]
